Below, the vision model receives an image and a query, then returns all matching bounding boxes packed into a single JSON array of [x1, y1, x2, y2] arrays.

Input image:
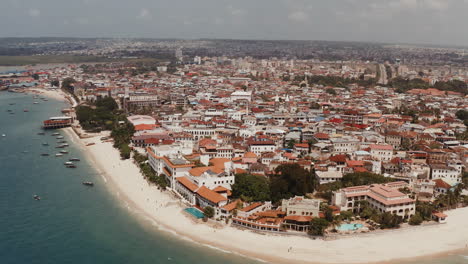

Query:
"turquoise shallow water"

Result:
[[0, 91, 467, 264]]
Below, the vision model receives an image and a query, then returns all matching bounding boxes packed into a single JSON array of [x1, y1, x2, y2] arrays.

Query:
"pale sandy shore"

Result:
[[38, 86, 468, 264], [59, 126, 468, 264], [27, 88, 78, 107]]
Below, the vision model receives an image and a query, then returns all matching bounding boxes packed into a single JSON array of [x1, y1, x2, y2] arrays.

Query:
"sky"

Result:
[[2, 0, 468, 46]]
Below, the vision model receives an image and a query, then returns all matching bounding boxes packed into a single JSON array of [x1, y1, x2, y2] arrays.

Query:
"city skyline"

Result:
[[2, 0, 468, 47]]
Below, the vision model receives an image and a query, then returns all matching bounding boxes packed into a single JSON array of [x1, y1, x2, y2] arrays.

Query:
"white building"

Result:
[[369, 144, 394, 162], [315, 169, 343, 185], [230, 91, 252, 102], [248, 141, 276, 156], [430, 164, 461, 186], [331, 136, 360, 154], [281, 196, 320, 217], [332, 182, 415, 220]]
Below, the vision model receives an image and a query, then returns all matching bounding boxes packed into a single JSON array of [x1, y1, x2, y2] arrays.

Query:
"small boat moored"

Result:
[[69, 158, 80, 161], [55, 153, 63, 157], [37, 132, 45, 135], [52, 133, 60, 136], [33, 195, 41, 201], [82, 182, 94, 186], [59, 150, 68, 154], [66, 164, 77, 168], [42, 142, 49, 146], [41, 153, 49, 156]]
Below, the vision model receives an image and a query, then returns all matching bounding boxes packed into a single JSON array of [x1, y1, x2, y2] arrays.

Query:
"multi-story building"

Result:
[[281, 196, 320, 217], [330, 136, 360, 154], [248, 141, 276, 156], [332, 182, 415, 220], [430, 164, 461, 186], [369, 144, 393, 162]]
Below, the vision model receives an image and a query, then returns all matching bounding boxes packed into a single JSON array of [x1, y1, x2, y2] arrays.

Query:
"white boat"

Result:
[[52, 133, 60, 136], [1, 134, 5, 137], [64, 161, 74, 165], [33, 102, 39, 104], [56, 136, 64, 139], [55, 153, 63, 157]]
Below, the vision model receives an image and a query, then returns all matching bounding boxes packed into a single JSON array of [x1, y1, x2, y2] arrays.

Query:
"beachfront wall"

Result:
[[231, 217, 281, 232]]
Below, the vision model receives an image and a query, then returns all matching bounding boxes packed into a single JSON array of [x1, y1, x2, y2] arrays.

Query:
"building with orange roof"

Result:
[[369, 144, 394, 161], [332, 182, 415, 220], [242, 151, 258, 164]]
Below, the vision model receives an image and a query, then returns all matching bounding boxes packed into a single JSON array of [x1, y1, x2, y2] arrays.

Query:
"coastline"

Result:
[[37, 88, 468, 264], [66, 128, 468, 264]]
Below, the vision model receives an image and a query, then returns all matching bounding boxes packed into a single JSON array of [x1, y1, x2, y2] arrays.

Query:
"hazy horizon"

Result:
[[2, 0, 468, 47]]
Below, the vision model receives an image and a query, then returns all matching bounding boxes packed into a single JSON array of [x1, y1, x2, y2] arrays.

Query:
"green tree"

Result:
[[50, 79, 60, 87], [270, 164, 315, 202], [286, 139, 296, 149], [456, 109, 468, 121], [231, 173, 271, 202], [409, 213, 423, 225], [308, 218, 330, 236], [203, 206, 215, 218], [326, 88, 336, 95], [377, 212, 403, 229], [61, 77, 76, 93], [324, 206, 335, 222]]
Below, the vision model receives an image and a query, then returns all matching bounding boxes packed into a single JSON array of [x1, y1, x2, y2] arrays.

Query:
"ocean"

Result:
[[0, 91, 466, 264]]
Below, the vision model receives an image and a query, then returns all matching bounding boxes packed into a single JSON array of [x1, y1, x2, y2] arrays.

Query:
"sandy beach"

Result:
[[60, 128, 468, 264], [33, 87, 467, 264]]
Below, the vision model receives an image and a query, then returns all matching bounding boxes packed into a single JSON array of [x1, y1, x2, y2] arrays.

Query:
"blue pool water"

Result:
[[338, 223, 363, 231], [185, 208, 205, 219]]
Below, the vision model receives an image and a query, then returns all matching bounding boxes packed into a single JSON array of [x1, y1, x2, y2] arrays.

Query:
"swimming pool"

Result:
[[184, 207, 205, 219], [337, 223, 363, 231]]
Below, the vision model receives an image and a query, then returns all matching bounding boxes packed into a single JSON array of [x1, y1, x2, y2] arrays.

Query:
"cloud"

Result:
[[138, 8, 151, 20], [76, 17, 90, 25], [426, 0, 450, 11], [288, 11, 308, 22], [227, 5, 246, 17], [28, 8, 40, 17]]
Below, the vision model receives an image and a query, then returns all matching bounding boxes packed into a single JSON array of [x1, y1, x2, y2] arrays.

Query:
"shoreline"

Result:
[[39, 88, 468, 264], [66, 129, 468, 264]]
